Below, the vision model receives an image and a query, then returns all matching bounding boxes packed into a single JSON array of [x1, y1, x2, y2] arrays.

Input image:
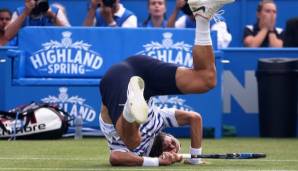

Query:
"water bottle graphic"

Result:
[[74, 114, 83, 140]]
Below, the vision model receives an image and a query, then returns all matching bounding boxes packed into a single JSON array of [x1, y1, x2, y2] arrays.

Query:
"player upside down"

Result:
[[99, 0, 234, 166]]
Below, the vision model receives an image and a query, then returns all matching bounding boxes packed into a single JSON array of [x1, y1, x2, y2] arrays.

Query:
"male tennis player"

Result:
[[100, 97, 203, 166], [99, 0, 234, 166]]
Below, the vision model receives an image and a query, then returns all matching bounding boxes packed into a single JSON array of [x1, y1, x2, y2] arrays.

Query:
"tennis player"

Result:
[[100, 96, 203, 166], [99, 0, 234, 166]]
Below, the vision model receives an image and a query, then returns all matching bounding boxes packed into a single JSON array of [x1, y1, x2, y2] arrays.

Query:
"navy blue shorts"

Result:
[[99, 55, 182, 125]]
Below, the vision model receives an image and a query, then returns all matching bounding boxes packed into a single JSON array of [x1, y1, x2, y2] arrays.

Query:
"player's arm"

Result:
[[174, 110, 203, 164], [109, 151, 181, 166], [174, 110, 202, 149]]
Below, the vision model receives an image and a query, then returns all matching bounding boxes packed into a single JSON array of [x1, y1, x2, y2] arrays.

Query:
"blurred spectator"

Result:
[[167, 0, 232, 48], [283, 17, 298, 47], [0, 8, 13, 46], [84, 0, 137, 27], [243, 0, 283, 48], [52, 2, 71, 26], [140, 0, 167, 28], [4, 0, 70, 42]]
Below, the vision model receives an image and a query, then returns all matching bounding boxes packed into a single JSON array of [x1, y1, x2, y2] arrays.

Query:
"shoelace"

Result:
[[212, 10, 225, 23]]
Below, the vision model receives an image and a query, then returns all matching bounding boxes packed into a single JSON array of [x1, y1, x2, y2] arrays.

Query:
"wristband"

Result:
[[142, 157, 159, 167]]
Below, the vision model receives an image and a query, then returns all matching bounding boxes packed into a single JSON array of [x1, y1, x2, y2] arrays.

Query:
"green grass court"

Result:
[[1, 138, 298, 171]]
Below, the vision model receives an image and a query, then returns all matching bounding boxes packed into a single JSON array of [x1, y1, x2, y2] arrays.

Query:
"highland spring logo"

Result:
[[137, 32, 193, 67], [41, 87, 96, 124], [29, 31, 103, 75]]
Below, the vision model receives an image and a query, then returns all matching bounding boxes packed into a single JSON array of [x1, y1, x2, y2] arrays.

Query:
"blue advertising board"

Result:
[[222, 48, 298, 136], [1, 27, 222, 138]]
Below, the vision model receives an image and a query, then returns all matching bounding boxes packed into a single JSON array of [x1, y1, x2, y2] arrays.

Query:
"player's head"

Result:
[[149, 132, 181, 157]]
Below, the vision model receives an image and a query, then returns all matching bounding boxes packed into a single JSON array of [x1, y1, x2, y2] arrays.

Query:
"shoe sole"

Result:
[[127, 76, 148, 124]]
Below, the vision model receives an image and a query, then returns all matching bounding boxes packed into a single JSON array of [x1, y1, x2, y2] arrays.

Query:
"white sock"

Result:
[[123, 101, 135, 123], [190, 147, 202, 155], [195, 16, 212, 46], [188, 147, 202, 164]]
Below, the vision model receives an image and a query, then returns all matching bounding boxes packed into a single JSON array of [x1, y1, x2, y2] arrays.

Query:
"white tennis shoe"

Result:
[[188, 0, 235, 20], [126, 76, 148, 124]]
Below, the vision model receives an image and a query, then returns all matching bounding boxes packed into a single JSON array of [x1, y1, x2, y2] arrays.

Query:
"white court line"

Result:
[[229, 159, 298, 162], [0, 157, 298, 162]]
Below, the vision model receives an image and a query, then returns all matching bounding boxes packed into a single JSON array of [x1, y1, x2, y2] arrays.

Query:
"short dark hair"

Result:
[[149, 132, 166, 157], [0, 8, 12, 17], [257, 0, 275, 12]]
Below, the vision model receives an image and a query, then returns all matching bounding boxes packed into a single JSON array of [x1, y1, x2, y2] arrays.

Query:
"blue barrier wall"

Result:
[[0, 27, 223, 138], [222, 48, 298, 136], [0, 48, 12, 110], [1, 0, 298, 47]]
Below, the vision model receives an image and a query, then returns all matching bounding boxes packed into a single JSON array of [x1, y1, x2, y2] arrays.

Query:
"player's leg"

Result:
[[100, 63, 148, 149], [176, 0, 234, 94], [116, 76, 149, 149]]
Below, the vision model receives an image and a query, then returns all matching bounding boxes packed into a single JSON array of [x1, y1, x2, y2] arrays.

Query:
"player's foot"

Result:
[[126, 76, 148, 124], [188, 0, 235, 20]]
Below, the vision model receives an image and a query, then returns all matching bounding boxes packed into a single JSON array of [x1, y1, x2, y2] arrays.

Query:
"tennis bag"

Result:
[[0, 102, 70, 140]]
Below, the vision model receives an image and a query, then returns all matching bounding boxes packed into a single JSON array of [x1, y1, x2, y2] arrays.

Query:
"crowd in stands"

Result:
[[0, 0, 297, 47]]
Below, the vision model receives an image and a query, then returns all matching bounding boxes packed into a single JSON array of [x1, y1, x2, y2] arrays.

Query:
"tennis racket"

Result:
[[179, 153, 266, 159]]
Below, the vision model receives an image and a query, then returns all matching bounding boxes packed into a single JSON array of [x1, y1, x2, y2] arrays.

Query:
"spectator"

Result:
[[4, 0, 70, 42], [167, 0, 232, 49], [243, 0, 283, 48], [283, 17, 298, 47], [0, 8, 13, 46], [52, 2, 71, 26], [140, 0, 167, 28], [84, 0, 137, 27]]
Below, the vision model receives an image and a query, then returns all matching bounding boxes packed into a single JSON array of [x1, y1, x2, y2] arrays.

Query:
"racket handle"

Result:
[[179, 154, 191, 159]]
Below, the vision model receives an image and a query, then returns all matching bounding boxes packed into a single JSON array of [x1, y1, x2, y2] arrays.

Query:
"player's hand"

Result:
[[158, 152, 182, 166], [24, 0, 36, 15]]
